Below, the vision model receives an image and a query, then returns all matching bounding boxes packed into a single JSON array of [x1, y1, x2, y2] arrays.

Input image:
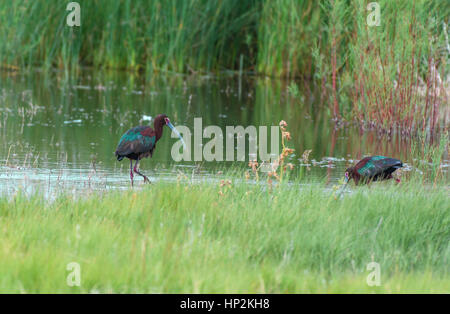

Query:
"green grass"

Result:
[[0, 178, 448, 293], [0, 0, 259, 73], [1, 0, 446, 77]]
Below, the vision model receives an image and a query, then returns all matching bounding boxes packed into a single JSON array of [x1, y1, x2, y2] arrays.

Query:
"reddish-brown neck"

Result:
[[153, 117, 165, 141]]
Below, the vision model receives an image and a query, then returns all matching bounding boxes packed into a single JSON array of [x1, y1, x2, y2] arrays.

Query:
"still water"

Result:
[[0, 69, 444, 197]]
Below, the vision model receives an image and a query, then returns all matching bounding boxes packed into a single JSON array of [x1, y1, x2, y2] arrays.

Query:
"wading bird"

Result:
[[344, 156, 403, 185], [115, 114, 185, 186]]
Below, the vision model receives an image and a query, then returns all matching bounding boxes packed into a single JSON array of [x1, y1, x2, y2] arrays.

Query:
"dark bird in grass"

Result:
[[344, 156, 403, 185], [115, 114, 185, 186]]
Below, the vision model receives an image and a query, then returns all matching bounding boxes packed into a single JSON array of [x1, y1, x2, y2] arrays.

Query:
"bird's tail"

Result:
[[115, 151, 124, 161]]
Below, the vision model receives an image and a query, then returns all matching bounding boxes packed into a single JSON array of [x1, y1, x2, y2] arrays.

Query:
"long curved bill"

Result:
[[337, 175, 349, 197], [166, 121, 187, 149]]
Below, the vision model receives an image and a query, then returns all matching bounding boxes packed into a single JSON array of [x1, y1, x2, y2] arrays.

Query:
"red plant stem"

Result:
[[423, 54, 432, 132]]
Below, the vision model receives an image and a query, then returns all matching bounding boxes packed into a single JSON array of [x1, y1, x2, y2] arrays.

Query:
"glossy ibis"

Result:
[[344, 156, 403, 185], [115, 114, 185, 186]]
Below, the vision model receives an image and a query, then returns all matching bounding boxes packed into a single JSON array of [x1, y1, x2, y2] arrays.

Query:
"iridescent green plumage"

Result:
[[116, 126, 156, 161], [356, 156, 398, 177], [346, 155, 403, 185]]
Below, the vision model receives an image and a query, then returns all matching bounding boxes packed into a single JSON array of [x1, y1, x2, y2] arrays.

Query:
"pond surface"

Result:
[[0, 69, 445, 197]]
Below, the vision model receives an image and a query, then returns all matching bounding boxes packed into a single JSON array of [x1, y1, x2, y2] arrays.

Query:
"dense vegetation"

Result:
[[1, 0, 448, 135]]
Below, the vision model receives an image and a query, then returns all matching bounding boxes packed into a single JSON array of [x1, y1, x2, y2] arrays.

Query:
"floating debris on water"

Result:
[[63, 119, 82, 124]]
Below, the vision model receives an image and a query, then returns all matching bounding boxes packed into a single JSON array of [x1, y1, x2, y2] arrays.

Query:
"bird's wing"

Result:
[[115, 126, 156, 156], [357, 156, 402, 177]]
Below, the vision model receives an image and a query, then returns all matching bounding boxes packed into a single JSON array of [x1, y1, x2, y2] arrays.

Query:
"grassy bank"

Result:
[[0, 179, 448, 293]]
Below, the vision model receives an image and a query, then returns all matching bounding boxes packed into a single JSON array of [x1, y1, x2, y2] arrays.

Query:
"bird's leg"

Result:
[[129, 160, 134, 186], [133, 160, 150, 183]]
